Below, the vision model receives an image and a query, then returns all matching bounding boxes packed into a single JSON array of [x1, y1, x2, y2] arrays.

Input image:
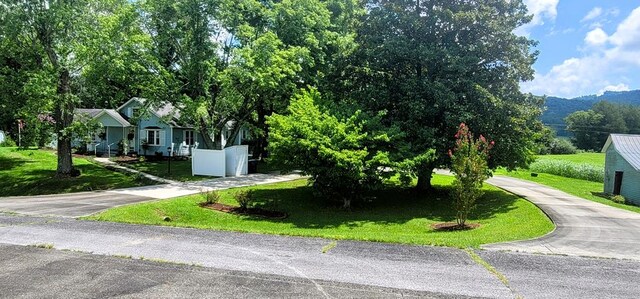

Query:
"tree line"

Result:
[[565, 101, 640, 151], [1, 0, 542, 197]]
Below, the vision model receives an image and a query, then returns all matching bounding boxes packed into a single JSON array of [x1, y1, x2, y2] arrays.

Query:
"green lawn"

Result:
[[117, 159, 215, 182], [88, 175, 554, 248], [495, 169, 640, 213], [535, 152, 604, 167], [0, 147, 155, 196]]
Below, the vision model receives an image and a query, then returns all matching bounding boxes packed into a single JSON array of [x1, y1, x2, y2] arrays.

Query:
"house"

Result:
[[602, 134, 640, 205], [76, 97, 249, 156]]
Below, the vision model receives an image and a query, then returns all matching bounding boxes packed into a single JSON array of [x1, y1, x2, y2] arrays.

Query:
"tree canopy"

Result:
[[1, 0, 543, 190], [327, 0, 542, 189]]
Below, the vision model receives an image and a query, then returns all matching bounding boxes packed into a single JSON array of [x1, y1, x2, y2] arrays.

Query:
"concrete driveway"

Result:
[[0, 173, 302, 218], [484, 175, 640, 260]]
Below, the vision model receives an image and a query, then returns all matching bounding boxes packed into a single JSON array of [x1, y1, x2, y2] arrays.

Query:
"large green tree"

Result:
[[333, 0, 541, 190], [142, 0, 353, 154], [1, 0, 153, 176]]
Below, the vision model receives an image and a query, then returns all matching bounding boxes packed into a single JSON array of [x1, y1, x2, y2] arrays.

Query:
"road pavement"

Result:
[[0, 244, 451, 299], [483, 175, 640, 261], [1, 213, 639, 298]]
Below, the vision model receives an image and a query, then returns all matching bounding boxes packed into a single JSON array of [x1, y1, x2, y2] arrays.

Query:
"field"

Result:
[[88, 175, 554, 248], [0, 147, 154, 196], [534, 153, 604, 167]]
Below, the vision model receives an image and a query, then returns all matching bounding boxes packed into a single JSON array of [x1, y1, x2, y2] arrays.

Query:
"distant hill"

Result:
[[541, 90, 640, 136]]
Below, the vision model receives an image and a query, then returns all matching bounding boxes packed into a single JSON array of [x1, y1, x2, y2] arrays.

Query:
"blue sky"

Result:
[[518, 0, 640, 98]]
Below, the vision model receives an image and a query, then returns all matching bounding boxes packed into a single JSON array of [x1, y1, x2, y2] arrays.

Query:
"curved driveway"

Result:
[[483, 175, 640, 261]]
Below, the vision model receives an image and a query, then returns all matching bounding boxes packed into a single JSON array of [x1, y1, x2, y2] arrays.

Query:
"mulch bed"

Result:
[[431, 222, 481, 231], [199, 202, 288, 219]]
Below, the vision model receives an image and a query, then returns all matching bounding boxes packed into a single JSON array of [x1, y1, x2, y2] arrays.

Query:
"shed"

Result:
[[602, 134, 640, 205]]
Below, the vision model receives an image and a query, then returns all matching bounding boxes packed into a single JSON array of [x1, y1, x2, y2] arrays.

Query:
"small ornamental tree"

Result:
[[267, 88, 390, 209], [449, 123, 493, 227]]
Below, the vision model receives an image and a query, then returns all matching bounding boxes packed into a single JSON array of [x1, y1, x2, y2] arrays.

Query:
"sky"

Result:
[[517, 0, 640, 98]]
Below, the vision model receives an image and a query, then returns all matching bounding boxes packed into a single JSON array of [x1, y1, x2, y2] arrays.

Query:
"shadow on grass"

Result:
[[239, 184, 518, 230], [0, 163, 151, 197], [0, 153, 28, 171]]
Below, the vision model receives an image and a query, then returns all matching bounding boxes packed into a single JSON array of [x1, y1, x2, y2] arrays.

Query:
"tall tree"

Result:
[[1, 0, 99, 176], [565, 110, 605, 151], [335, 0, 541, 190], [1, 0, 153, 176]]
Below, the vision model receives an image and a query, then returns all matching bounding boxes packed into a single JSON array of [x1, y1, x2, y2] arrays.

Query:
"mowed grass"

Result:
[[88, 175, 554, 248], [495, 169, 640, 213], [119, 159, 214, 182], [0, 147, 154, 196]]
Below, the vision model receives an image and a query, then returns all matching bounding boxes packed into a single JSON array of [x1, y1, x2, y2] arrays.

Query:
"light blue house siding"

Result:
[[119, 99, 200, 156], [603, 136, 640, 205], [82, 97, 249, 157]]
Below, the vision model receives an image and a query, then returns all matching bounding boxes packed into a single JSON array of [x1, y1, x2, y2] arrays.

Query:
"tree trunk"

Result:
[[415, 169, 434, 192], [198, 118, 215, 149], [55, 68, 75, 178], [343, 198, 351, 210], [252, 104, 268, 160]]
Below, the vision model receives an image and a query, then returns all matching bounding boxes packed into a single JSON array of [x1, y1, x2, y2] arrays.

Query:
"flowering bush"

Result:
[[449, 123, 493, 227]]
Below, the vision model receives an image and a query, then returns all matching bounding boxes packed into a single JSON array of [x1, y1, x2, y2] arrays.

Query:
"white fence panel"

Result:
[[192, 149, 226, 177], [224, 145, 248, 176]]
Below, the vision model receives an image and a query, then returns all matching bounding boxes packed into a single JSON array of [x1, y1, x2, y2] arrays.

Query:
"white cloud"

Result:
[[609, 7, 640, 49], [521, 56, 607, 97], [584, 28, 608, 46], [515, 0, 559, 36], [598, 84, 630, 95], [581, 7, 603, 22], [521, 6, 640, 97]]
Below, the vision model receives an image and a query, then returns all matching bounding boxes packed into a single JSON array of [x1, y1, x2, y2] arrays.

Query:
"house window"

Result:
[[184, 130, 195, 145], [146, 129, 161, 146]]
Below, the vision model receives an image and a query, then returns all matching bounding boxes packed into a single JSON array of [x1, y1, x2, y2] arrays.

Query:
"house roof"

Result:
[[75, 108, 131, 127], [602, 134, 640, 171], [76, 109, 102, 118], [117, 97, 188, 128]]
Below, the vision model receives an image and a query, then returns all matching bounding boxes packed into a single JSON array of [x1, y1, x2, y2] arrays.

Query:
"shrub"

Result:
[[201, 190, 221, 205], [449, 123, 493, 227], [611, 195, 626, 204], [547, 138, 577, 155], [234, 190, 255, 210], [529, 160, 603, 182], [0, 135, 17, 147], [267, 88, 390, 209]]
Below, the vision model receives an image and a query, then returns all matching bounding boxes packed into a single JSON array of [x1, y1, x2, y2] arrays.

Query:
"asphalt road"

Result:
[[1, 213, 639, 298], [0, 244, 453, 299], [483, 175, 640, 260]]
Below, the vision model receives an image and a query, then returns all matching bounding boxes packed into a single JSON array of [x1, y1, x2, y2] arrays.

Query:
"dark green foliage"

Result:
[[331, 0, 542, 189], [542, 90, 640, 136], [267, 89, 390, 209], [0, 136, 17, 147], [547, 138, 577, 155], [565, 110, 605, 151], [565, 100, 640, 150]]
